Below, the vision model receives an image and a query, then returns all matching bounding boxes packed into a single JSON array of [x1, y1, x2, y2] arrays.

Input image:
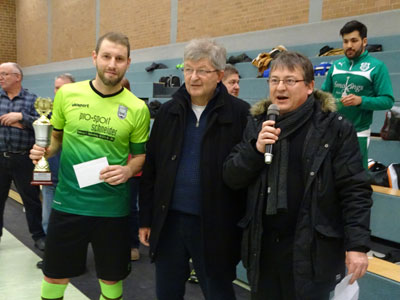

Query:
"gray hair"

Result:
[[55, 73, 75, 83], [1, 62, 24, 80], [223, 64, 239, 79], [184, 38, 226, 70]]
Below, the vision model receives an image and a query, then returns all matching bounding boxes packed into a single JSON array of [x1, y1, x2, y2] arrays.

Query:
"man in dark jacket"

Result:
[[223, 51, 372, 300], [139, 38, 250, 300]]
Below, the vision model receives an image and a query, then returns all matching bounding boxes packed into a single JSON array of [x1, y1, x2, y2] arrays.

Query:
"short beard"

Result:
[[97, 67, 124, 87], [345, 46, 364, 59]]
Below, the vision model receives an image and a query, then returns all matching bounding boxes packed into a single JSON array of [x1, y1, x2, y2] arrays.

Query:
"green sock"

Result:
[[41, 279, 67, 300], [99, 280, 123, 300]]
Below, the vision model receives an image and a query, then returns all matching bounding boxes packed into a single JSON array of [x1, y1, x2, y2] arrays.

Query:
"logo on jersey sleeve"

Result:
[[118, 105, 128, 120]]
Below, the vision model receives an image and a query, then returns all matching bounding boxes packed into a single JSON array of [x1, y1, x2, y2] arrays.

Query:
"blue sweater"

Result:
[[170, 98, 215, 215]]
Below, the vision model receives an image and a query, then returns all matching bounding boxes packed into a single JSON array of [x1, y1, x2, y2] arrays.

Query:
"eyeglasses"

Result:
[[268, 78, 305, 86], [183, 68, 218, 77], [0, 72, 19, 78]]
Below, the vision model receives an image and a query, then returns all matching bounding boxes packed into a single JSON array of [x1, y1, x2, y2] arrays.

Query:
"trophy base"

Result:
[[31, 171, 53, 186]]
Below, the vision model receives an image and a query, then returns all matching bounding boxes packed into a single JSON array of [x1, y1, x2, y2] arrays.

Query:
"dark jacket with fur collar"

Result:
[[223, 90, 372, 298]]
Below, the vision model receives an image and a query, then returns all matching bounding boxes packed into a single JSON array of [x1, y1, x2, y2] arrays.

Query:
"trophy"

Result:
[[31, 97, 53, 185]]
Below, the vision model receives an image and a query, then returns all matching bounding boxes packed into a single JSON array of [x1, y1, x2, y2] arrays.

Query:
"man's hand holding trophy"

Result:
[[30, 97, 53, 185]]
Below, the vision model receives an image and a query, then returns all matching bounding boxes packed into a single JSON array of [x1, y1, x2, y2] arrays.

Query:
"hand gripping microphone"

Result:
[[264, 104, 280, 164]]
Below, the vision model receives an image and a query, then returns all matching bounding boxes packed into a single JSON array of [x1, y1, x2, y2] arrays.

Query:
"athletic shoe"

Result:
[[188, 269, 199, 284]]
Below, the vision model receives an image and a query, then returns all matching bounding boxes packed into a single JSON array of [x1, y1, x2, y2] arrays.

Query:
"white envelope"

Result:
[[73, 157, 109, 188], [332, 274, 359, 300]]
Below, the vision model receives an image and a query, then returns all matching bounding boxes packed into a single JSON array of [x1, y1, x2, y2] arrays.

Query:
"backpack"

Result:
[[227, 53, 252, 64], [380, 107, 400, 140], [366, 44, 383, 52], [368, 159, 400, 189], [318, 45, 334, 56], [159, 75, 180, 88], [314, 62, 332, 76], [262, 68, 270, 78]]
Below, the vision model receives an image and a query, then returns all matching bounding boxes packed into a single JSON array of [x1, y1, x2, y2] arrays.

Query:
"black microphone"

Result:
[[264, 104, 280, 164]]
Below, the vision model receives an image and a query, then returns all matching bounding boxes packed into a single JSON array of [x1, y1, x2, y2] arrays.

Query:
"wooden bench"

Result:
[[372, 185, 400, 197], [368, 257, 400, 283], [8, 189, 22, 205]]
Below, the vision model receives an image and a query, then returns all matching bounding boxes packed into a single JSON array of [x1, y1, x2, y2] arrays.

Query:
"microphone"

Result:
[[264, 104, 280, 164]]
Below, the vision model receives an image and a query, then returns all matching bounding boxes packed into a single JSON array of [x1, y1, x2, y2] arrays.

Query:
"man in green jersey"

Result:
[[30, 32, 150, 300], [322, 20, 394, 168]]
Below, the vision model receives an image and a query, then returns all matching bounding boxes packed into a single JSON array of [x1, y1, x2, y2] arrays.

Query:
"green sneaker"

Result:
[[188, 269, 199, 284]]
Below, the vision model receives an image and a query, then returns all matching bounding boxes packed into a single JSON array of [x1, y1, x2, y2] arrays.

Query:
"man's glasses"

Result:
[[268, 78, 305, 86], [0, 72, 19, 77], [183, 68, 218, 77]]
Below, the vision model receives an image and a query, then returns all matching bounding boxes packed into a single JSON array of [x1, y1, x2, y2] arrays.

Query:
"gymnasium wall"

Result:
[[6, 0, 400, 67], [0, 0, 17, 63]]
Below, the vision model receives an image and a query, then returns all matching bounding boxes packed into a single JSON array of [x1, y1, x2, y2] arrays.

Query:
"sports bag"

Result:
[[159, 75, 181, 88], [366, 44, 383, 52], [368, 159, 400, 189], [380, 107, 400, 140]]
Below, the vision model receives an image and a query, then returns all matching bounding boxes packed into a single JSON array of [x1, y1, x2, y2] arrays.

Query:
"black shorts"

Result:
[[43, 209, 131, 281]]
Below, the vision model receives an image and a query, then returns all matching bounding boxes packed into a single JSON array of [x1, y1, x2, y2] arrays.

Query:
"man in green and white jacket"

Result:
[[322, 20, 394, 168]]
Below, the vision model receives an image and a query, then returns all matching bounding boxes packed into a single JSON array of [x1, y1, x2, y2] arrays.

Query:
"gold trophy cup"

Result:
[[31, 97, 53, 185]]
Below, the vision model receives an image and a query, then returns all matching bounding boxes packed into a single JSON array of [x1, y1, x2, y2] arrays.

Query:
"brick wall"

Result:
[[322, 0, 400, 20], [0, 0, 17, 64], [16, 0, 48, 67], [51, 0, 96, 62], [100, 0, 171, 50], [177, 0, 310, 42], [13, 0, 400, 67]]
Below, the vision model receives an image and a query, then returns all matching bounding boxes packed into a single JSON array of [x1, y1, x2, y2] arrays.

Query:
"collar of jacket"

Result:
[[168, 82, 234, 125], [249, 89, 336, 118]]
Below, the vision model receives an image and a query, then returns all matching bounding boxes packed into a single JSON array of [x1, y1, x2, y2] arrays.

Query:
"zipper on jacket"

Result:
[[196, 120, 199, 127]]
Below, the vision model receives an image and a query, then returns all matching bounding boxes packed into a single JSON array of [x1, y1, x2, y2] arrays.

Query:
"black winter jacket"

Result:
[[139, 83, 250, 280], [223, 90, 372, 298]]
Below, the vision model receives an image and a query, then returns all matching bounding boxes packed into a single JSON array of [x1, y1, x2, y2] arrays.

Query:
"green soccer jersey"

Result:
[[322, 50, 394, 132], [51, 80, 150, 217]]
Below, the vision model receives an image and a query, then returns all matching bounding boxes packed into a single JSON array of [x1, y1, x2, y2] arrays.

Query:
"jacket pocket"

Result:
[[315, 224, 344, 238], [312, 224, 345, 283]]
